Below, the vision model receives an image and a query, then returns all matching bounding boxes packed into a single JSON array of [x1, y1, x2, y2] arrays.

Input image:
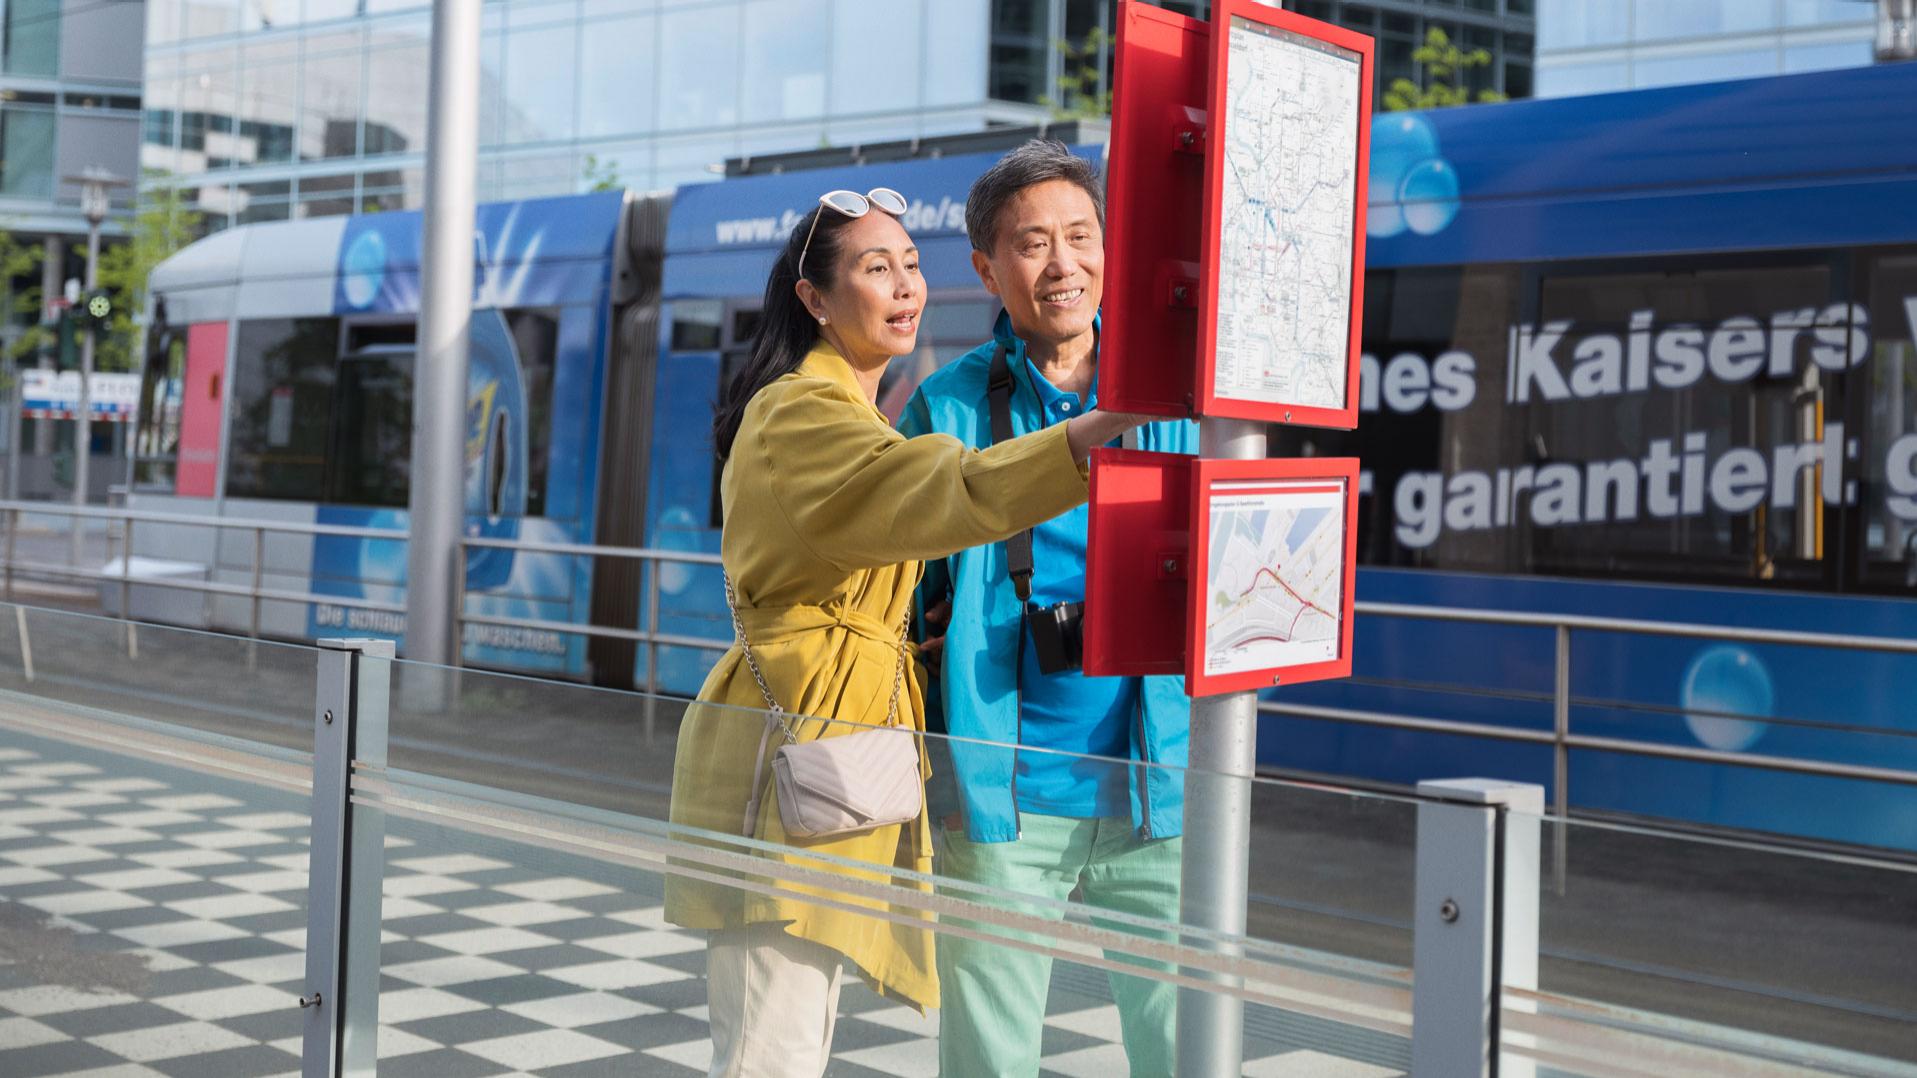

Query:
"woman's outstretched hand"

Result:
[[1064, 409, 1157, 463]]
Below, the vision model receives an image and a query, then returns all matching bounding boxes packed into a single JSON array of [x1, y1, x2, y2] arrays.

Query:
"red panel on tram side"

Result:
[[1083, 447, 1192, 677], [1099, 1, 1209, 418], [176, 321, 228, 498]]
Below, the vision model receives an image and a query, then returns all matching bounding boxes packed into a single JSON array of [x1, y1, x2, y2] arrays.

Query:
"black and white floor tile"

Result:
[[0, 732, 1406, 1077]]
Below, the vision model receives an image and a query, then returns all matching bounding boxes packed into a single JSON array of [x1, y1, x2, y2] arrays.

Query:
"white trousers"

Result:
[[706, 923, 846, 1078]]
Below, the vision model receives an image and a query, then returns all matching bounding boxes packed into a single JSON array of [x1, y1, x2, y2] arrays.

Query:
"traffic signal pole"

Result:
[[70, 180, 109, 566]]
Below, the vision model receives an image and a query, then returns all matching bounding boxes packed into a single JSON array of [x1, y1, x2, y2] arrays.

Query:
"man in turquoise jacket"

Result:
[[898, 140, 1196, 1077]]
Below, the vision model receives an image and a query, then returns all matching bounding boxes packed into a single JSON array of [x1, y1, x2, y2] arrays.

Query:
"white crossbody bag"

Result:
[[728, 575, 924, 840]]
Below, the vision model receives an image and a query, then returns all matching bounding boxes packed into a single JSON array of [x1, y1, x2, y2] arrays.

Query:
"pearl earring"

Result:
[[818, 316, 828, 324]]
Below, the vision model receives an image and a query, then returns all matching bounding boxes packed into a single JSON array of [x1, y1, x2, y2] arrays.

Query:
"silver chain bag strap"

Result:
[[728, 574, 924, 840]]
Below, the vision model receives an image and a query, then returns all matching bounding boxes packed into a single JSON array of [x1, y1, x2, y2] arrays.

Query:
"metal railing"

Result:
[[452, 534, 727, 698], [0, 500, 406, 653], [1, 497, 1912, 867]]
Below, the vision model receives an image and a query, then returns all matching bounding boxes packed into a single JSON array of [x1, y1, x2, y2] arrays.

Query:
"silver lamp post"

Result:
[[63, 166, 127, 566]]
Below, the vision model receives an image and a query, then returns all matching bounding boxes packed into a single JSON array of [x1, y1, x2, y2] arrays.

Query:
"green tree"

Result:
[[582, 153, 623, 193], [1040, 27, 1113, 120], [92, 181, 202, 373], [1382, 27, 1508, 112], [0, 230, 47, 374]]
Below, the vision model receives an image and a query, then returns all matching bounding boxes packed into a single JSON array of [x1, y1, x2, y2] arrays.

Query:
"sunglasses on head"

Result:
[[798, 187, 908, 280]]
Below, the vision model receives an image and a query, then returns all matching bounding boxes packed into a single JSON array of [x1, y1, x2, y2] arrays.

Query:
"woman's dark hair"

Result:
[[712, 206, 855, 463]]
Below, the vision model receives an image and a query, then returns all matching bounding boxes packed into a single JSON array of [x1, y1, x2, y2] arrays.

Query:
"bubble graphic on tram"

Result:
[[1681, 644, 1774, 753], [1367, 112, 1458, 239], [463, 306, 529, 590], [341, 229, 386, 309]]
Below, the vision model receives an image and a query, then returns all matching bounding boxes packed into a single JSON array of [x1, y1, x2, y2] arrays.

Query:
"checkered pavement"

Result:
[[0, 728, 1407, 1077]]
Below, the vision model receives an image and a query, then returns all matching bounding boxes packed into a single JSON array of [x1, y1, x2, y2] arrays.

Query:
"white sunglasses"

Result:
[[798, 187, 908, 280]]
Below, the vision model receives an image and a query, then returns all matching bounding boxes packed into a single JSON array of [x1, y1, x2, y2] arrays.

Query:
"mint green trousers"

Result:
[[936, 815, 1182, 1077]]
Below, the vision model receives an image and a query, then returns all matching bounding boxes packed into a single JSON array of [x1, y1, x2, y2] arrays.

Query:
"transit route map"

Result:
[[1203, 479, 1345, 677], [1212, 16, 1363, 410]]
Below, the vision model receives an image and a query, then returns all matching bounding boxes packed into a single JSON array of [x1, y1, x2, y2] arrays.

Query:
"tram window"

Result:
[[226, 318, 340, 501], [1289, 257, 1869, 593], [670, 300, 722, 351], [1525, 261, 1841, 589], [1856, 250, 1917, 593], [133, 332, 185, 490], [327, 351, 413, 507], [502, 308, 558, 518]]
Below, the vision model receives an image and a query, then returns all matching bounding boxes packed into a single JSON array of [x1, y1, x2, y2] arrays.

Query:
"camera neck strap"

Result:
[[986, 343, 1036, 604]]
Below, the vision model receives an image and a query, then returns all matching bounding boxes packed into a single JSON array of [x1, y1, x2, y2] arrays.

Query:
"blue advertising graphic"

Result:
[[308, 193, 625, 675], [1366, 62, 1917, 268]]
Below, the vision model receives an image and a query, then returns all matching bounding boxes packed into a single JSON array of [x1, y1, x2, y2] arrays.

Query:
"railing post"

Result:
[[1553, 625, 1570, 896], [303, 638, 393, 1078], [451, 540, 466, 671], [1412, 778, 1542, 1078], [251, 527, 265, 639], [643, 556, 661, 742], [122, 517, 137, 658]]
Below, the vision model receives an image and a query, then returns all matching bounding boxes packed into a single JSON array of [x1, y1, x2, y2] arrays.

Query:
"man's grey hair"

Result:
[[964, 139, 1106, 254]]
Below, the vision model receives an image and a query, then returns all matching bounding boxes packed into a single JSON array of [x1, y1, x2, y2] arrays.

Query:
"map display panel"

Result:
[[1202, 477, 1346, 677], [1212, 17, 1362, 413]]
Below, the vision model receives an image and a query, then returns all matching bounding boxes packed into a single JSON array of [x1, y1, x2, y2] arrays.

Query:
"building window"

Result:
[[0, 107, 54, 197], [3, 0, 59, 78]]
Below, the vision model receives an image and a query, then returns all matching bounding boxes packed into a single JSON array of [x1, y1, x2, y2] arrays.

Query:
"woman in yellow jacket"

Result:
[[666, 188, 1146, 1077]]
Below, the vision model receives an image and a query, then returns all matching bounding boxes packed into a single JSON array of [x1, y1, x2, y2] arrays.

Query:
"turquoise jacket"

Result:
[[898, 312, 1198, 843]]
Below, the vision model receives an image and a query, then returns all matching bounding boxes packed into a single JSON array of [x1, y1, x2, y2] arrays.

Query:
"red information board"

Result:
[[1185, 457, 1359, 696], [1085, 452, 1359, 696], [1197, 1, 1372, 428], [1100, 0, 1371, 429]]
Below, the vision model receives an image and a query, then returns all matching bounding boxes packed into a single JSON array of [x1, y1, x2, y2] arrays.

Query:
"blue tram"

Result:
[[135, 61, 1917, 850]]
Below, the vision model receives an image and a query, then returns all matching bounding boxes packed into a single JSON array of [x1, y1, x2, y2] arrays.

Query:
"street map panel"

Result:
[[1204, 479, 1345, 676], [1213, 17, 1362, 410]]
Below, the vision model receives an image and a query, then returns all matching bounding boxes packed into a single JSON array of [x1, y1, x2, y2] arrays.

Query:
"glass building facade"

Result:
[[1284, 0, 1536, 101], [0, 0, 145, 352], [1535, 0, 1880, 97], [142, 0, 1032, 232]]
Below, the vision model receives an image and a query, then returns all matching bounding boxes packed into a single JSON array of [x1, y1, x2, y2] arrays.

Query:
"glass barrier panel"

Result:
[[1517, 810, 1917, 1075], [0, 613, 317, 1076], [0, 601, 319, 756], [368, 656, 1419, 1075]]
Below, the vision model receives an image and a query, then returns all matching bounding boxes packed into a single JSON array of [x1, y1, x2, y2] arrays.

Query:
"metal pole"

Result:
[[644, 558, 661, 742], [250, 526, 264, 670], [404, 0, 481, 674], [121, 517, 135, 656], [1552, 625, 1570, 896], [71, 217, 100, 567], [1176, 416, 1266, 1078], [5, 360, 19, 501], [450, 540, 466, 670]]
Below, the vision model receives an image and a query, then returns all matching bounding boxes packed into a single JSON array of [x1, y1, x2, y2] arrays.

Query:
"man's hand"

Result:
[[919, 599, 952, 676]]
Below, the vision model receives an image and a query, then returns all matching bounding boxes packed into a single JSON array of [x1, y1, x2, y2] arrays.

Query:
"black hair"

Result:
[[712, 205, 856, 463], [964, 139, 1106, 254]]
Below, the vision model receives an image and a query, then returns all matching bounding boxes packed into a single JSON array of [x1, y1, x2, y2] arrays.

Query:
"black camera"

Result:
[[1025, 601, 1085, 675]]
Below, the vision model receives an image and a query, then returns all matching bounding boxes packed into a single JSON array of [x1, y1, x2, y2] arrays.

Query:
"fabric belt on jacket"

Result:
[[732, 601, 909, 649]]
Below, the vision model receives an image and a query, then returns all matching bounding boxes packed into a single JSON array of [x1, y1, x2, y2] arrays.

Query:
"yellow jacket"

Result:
[[665, 342, 1090, 1010]]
